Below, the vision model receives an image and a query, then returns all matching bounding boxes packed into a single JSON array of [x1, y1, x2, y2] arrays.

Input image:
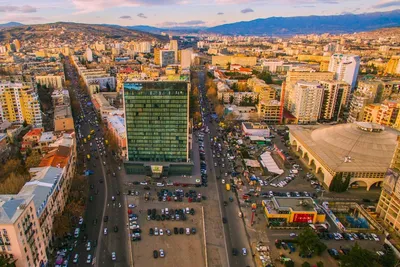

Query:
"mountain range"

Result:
[[0, 10, 399, 36]]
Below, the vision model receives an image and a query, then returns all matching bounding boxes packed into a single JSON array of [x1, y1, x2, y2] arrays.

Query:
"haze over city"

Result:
[[0, 0, 398, 26]]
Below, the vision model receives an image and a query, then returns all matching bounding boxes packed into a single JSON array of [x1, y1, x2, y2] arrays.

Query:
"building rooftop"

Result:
[[39, 146, 70, 168], [24, 128, 43, 138], [0, 195, 34, 224], [289, 123, 399, 173], [21, 166, 64, 217], [107, 116, 125, 136], [39, 132, 55, 143], [274, 197, 316, 212]]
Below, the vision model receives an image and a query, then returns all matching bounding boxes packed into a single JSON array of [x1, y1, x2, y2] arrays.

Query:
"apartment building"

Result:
[[247, 77, 277, 103], [218, 91, 258, 105], [0, 195, 47, 267], [257, 100, 282, 124], [107, 115, 127, 157], [284, 70, 334, 111], [35, 74, 64, 89], [0, 132, 76, 267], [291, 81, 324, 124], [180, 49, 193, 69], [212, 56, 257, 68], [0, 77, 42, 128], [362, 100, 400, 130], [385, 56, 400, 75], [328, 53, 360, 89], [319, 81, 350, 122]]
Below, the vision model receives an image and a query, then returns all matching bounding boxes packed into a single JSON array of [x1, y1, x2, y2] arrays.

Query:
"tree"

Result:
[[284, 261, 294, 267], [257, 71, 273, 84], [302, 262, 311, 267], [329, 173, 350, 192], [229, 95, 235, 104], [379, 248, 397, 267], [316, 261, 324, 267], [24, 151, 42, 170], [296, 227, 327, 256], [340, 243, 378, 267], [0, 255, 16, 267], [53, 212, 71, 238], [215, 104, 225, 118]]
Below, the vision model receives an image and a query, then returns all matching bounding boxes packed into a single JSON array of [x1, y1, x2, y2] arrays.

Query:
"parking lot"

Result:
[[128, 192, 206, 267]]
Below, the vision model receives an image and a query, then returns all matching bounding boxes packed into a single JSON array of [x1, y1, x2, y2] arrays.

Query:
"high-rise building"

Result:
[[291, 81, 324, 124], [170, 40, 178, 62], [154, 48, 161, 65], [376, 137, 400, 237], [12, 39, 21, 51], [180, 49, 192, 69], [160, 50, 175, 67], [319, 81, 350, 122], [385, 56, 400, 75], [328, 53, 360, 89], [284, 70, 334, 111], [123, 80, 193, 176], [0, 77, 42, 127], [86, 47, 93, 62]]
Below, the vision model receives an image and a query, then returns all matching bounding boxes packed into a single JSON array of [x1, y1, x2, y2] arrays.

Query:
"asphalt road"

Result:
[[65, 58, 129, 267], [198, 71, 254, 267]]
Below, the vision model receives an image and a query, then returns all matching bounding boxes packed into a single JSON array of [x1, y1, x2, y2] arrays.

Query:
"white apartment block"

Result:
[[292, 81, 324, 124], [328, 54, 360, 89]]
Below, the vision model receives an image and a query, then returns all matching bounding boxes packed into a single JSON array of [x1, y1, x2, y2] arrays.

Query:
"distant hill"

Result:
[[207, 10, 400, 35], [0, 22, 166, 42], [0, 22, 24, 28]]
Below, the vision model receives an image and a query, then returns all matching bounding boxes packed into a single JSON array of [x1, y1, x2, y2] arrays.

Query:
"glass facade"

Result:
[[124, 81, 189, 163]]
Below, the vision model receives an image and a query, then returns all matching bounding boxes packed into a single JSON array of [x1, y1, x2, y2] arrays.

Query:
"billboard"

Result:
[[293, 213, 314, 223], [151, 165, 163, 174]]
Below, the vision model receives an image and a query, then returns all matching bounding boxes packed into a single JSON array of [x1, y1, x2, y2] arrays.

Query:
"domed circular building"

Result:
[[288, 122, 399, 191]]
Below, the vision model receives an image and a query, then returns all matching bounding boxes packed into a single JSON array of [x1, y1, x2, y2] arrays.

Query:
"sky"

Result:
[[0, 0, 399, 27]]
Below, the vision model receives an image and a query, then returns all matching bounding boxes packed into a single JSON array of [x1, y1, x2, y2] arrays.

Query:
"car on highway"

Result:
[[86, 241, 91, 251], [104, 216, 108, 222], [242, 248, 247, 255], [111, 252, 116, 261], [72, 254, 79, 263], [78, 217, 83, 225], [104, 228, 108, 235], [86, 255, 92, 264]]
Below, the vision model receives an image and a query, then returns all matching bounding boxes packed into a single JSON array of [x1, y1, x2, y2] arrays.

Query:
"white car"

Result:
[[78, 217, 83, 225], [154, 228, 159, 236], [128, 204, 136, 208], [159, 249, 165, 258], [186, 228, 190, 235], [104, 228, 108, 235], [242, 248, 247, 255], [221, 179, 225, 184], [156, 183, 165, 187], [165, 208, 169, 215], [86, 241, 91, 251], [140, 182, 147, 185], [86, 255, 92, 264], [111, 252, 116, 261], [73, 254, 79, 263], [159, 229, 164, 236], [371, 233, 380, 241]]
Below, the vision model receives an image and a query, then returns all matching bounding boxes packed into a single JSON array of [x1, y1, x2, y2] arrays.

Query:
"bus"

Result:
[[225, 184, 231, 191]]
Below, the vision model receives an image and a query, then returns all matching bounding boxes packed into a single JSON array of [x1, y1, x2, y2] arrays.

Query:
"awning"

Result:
[[259, 152, 284, 175]]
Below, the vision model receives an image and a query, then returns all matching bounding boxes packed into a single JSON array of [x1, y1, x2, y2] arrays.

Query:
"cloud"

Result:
[[241, 8, 254, 13], [137, 13, 147, 18], [159, 20, 206, 27], [0, 5, 37, 13], [373, 0, 400, 9], [217, 12, 224, 15], [119, 15, 132, 19]]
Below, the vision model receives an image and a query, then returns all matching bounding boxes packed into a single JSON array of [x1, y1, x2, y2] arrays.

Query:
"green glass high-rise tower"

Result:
[[123, 81, 192, 176]]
